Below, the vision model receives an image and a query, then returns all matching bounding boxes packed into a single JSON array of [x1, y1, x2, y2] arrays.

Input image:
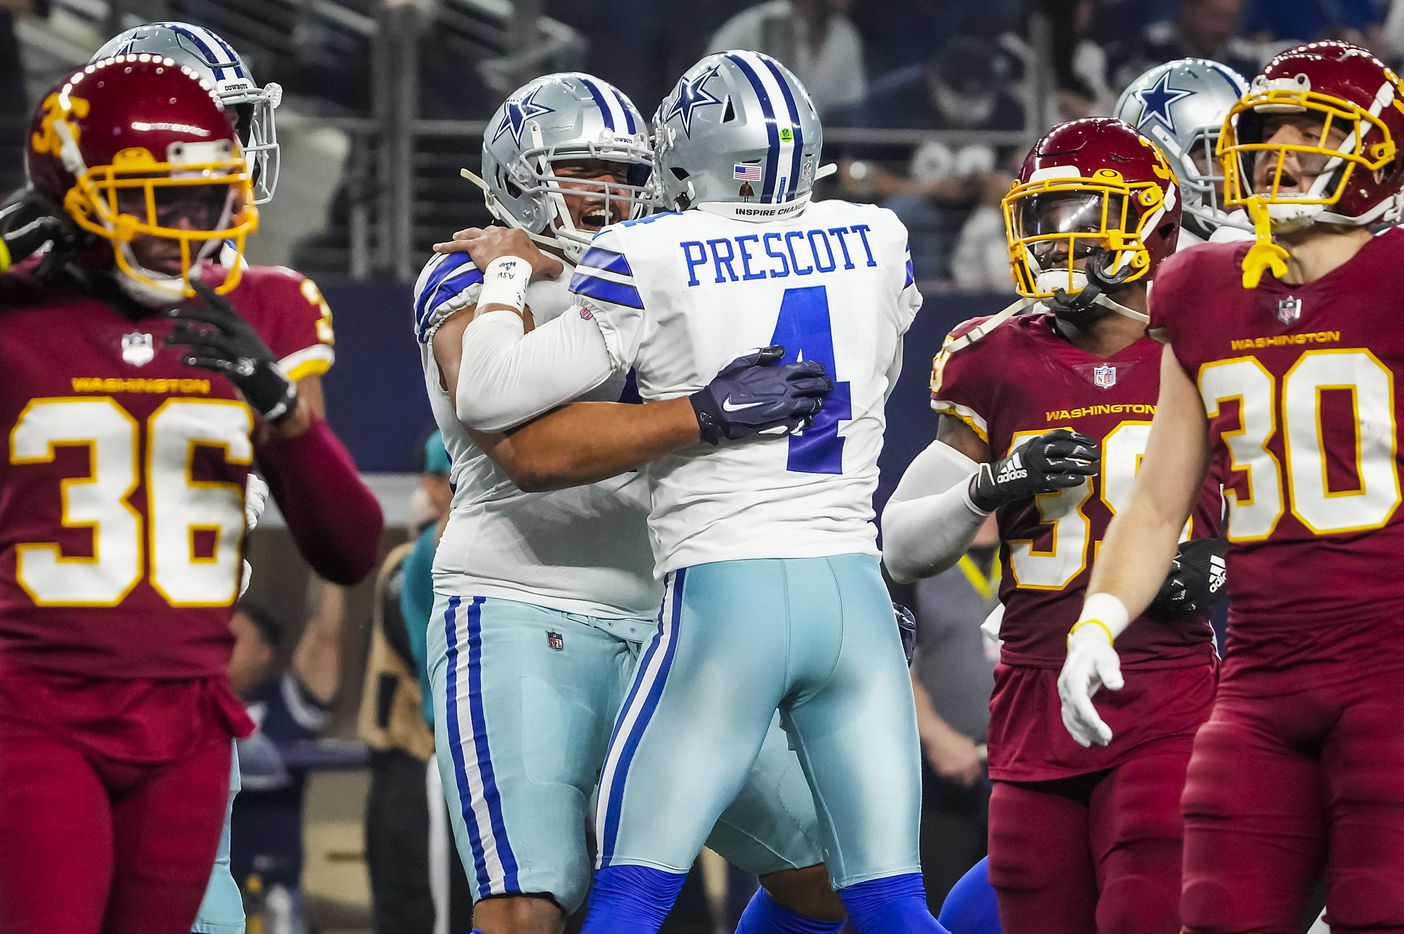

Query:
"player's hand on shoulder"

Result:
[[166, 280, 299, 425], [690, 345, 833, 445], [969, 428, 1099, 512], [0, 187, 77, 277], [435, 226, 563, 283], [1151, 537, 1227, 615], [1058, 624, 1123, 748]]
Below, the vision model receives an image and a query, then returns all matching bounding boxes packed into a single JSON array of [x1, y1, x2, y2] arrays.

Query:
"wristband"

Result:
[[1070, 592, 1130, 645], [477, 256, 531, 316]]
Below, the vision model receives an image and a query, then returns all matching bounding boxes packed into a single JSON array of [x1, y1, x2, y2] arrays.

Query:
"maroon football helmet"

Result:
[[1221, 41, 1404, 229], [1002, 117, 1181, 313], [26, 55, 257, 300]]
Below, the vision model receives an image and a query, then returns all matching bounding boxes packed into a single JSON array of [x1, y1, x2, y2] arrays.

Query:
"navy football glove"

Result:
[[895, 602, 917, 665], [969, 429, 1100, 512], [1152, 538, 1228, 615], [167, 281, 299, 423], [0, 188, 76, 277], [690, 345, 832, 445]]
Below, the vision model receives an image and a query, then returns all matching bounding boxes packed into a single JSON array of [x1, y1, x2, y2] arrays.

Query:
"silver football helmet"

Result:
[[93, 22, 283, 204], [472, 73, 654, 263], [654, 50, 824, 221], [1115, 58, 1249, 237]]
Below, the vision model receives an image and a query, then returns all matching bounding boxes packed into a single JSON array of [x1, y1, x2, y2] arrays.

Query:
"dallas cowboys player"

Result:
[[448, 52, 943, 934], [416, 72, 844, 934], [1114, 57, 1250, 246]]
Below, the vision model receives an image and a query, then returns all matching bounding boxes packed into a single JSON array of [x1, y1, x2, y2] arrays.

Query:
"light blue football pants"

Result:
[[428, 592, 825, 913], [595, 554, 924, 889], [192, 741, 244, 934]]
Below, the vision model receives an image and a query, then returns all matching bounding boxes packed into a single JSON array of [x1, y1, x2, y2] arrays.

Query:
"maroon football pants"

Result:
[[1181, 661, 1404, 934], [0, 708, 232, 933], [987, 737, 1192, 934]]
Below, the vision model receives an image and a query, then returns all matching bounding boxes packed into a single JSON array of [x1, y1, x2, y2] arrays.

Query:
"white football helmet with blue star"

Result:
[[93, 22, 283, 205], [654, 51, 824, 221], [1115, 58, 1249, 237], [474, 73, 653, 262]]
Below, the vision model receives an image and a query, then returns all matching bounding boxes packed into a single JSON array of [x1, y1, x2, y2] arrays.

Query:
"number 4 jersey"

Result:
[[0, 261, 336, 681], [930, 310, 1222, 672], [574, 200, 921, 575], [1152, 230, 1404, 676]]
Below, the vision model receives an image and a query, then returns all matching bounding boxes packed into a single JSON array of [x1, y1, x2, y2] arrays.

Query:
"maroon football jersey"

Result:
[[0, 261, 324, 680], [930, 311, 1221, 671], [1152, 228, 1404, 676]]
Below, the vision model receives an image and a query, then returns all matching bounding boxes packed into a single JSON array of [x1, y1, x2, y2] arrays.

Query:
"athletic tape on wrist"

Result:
[[1070, 592, 1130, 644], [478, 256, 531, 315]]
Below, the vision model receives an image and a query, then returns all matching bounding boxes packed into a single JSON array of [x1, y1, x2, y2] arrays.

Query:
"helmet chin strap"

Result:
[[1049, 248, 1149, 324]]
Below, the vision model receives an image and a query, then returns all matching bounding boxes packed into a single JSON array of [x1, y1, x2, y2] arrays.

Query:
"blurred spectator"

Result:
[[850, 0, 1021, 73], [835, 35, 1023, 281], [1240, 0, 1384, 46], [360, 431, 469, 934], [950, 151, 1023, 292], [0, 0, 43, 193], [707, 0, 867, 116], [910, 517, 1000, 911], [1106, 0, 1261, 91], [228, 588, 348, 925]]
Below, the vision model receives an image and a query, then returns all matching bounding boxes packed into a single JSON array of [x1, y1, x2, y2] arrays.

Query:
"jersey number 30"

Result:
[[9, 397, 252, 607], [769, 286, 852, 474]]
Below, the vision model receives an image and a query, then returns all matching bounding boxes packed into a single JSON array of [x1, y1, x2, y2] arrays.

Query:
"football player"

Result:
[[1115, 58, 1250, 247], [1059, 40, 1404, 933], [446, 51, 943, 934], [82, 23, 339, 934], [0, 58, 382, 934], [414, 73, 840, 934], [881, 118, 1225, 934]]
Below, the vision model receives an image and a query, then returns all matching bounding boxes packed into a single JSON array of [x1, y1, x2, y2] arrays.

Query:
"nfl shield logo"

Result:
[[1093, 364, 1117, 389], [546, 631, 564, 652], [1276, 295, 1302, 325], [121, 332, 154, 367]]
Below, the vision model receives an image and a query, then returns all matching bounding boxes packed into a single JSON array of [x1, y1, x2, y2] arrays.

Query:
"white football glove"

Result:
[[239, 473, 269, 599], [1058, 624, 1124, 748], [245, 473, 270, 531]]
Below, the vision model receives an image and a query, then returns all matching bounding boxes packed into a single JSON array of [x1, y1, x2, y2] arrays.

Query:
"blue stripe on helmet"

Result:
[[570, 269, 645, 309], [724, 53, 780, 203], [600, 568, 685, 864], [580, 245, 635, 278], [757, 54, 804, 202], [578, 76, 616, 131], [167, 23, 231, 81], [440, 596, 492, 895], [205, 28, 248, 80], [611, 88, 638, 135], [1208, 62, 1246, 95], [464, 596, 519, 892]]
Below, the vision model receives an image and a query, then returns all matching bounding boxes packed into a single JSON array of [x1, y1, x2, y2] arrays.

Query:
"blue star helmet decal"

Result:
[[493, 86, 557, 147], [1135, 71, 1195, 133], [664, 64, 725, 138]]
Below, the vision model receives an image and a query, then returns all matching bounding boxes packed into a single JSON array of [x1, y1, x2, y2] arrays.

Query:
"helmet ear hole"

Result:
[[671, 167, 690, 181], [722, 99, 736, 123]]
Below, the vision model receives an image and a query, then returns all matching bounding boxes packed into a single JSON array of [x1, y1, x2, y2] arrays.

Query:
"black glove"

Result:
[[690, 345, 832, 445], [895, 602, 917, 665], [167, 280, 299, 423], [968, 429, 1100, 512], [1151, 538, 1228, 615], [0, 188, 77, 277]]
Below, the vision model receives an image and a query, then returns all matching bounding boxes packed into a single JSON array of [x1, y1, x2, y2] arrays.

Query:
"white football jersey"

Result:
[[412, 252, 659, 619], [573, 200, 922, 574]]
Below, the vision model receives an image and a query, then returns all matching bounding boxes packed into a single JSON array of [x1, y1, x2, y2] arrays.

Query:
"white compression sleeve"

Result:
[[881, 438, 990, 584], [456, 306, 618, 433]]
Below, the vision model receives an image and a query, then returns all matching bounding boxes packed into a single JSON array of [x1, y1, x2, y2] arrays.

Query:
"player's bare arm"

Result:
[[1059, 344, 1212, 747]]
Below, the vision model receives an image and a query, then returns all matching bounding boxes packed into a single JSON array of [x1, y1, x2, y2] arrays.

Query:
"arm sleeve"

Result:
[[255, 417, 384, 585], [455, 307, 618, 432], [881, 439, 991, 584]]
